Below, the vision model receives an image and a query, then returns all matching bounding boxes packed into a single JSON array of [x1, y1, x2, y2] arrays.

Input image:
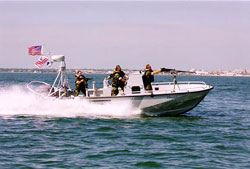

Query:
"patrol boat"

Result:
[[27, 55, 213, 116]]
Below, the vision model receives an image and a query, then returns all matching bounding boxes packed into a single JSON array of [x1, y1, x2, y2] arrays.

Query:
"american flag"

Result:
[[35, 56, 49, 68], [28, 45, 42, 56]]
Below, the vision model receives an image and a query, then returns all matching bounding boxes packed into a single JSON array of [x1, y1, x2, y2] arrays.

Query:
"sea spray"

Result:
[[0, 85, 141, 118]]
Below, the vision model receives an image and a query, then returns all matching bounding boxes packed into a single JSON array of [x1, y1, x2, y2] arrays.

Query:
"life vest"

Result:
[[75, 75, 87, 87], [142, 69, 154, 84], [111, 71, 125, 87]]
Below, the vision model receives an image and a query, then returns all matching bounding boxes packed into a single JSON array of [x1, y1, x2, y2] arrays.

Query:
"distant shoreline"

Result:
[[0, 68, 250, 77]]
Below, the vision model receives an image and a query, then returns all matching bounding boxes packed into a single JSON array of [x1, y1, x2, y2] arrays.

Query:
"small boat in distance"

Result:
[[27, 55, 213, 116]]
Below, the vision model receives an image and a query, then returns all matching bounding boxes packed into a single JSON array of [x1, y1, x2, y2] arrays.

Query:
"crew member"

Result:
[[75, 70, 88, 96], [142, 64, 162, 91], [106, 65, 128, 96]]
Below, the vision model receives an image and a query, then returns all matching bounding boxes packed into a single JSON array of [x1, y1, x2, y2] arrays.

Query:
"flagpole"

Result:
[[41, 44, 44, 56], [42, 44, 51, 57]]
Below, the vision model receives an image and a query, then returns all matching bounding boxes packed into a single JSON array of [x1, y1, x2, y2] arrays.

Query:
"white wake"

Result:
[[0, 85, 141, 119]]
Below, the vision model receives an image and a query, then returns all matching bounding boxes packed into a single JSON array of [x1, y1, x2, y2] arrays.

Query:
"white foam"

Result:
[[0, 85, 142, 119]]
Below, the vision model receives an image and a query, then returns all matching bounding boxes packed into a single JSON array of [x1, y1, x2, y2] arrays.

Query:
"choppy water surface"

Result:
[[0, 73, 250, 168]]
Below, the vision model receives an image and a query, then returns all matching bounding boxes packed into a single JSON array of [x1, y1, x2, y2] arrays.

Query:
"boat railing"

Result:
[[152, 81, 207, 86], [152, 81, 208, 91], [151, 81, 209, 92]]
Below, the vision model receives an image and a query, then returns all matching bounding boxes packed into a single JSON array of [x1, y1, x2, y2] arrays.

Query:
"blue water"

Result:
[[0, 73, 250, 168]]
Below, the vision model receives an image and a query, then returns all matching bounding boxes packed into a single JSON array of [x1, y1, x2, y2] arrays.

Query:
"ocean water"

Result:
[[0, 73, 250, 168]]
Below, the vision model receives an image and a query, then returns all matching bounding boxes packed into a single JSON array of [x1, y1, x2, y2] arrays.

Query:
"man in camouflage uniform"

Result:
[[142, 64, 162, 91], [75, 70, 88, 96], [106, 65, 128, 96]]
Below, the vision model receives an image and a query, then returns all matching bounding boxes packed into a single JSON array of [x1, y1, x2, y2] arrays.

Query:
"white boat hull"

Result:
[[86, 87, 212, 116], [140, 89, 211, 116]]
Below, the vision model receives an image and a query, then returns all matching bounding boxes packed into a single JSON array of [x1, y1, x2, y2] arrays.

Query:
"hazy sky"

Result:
[[0, 1, 250, 70]]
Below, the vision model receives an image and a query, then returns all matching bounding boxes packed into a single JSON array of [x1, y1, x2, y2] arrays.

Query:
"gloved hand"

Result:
[[120, 78, 126, 83]]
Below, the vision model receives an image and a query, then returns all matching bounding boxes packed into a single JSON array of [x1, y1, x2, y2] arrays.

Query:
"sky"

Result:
[[0, 1, 250, 71]]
